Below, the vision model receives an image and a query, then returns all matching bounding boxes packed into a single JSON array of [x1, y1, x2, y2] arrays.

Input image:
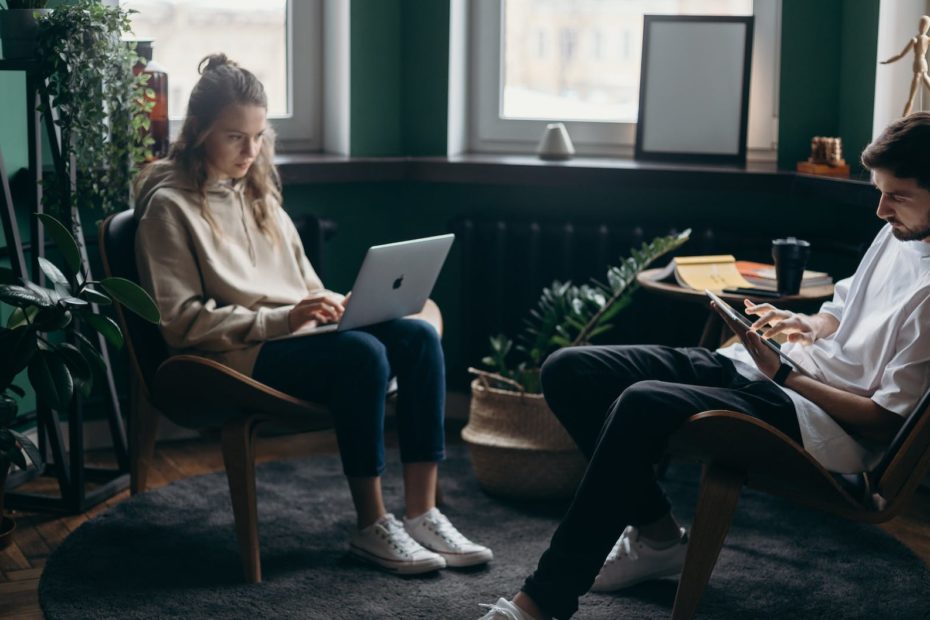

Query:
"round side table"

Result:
[[636, 268, 835, 349]]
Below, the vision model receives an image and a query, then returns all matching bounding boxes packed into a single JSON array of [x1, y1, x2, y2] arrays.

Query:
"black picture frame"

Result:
[[634, 15, 754, 166]]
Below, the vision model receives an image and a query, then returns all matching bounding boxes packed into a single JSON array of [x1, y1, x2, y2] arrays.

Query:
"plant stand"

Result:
[[0, 59, 129, 514]]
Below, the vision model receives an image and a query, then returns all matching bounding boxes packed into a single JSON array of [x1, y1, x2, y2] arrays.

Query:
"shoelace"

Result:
[[425, 511, 473, 549], [377, 516, 425, 557], [477, 602, 521, 619], [604, 526, 639, 564]]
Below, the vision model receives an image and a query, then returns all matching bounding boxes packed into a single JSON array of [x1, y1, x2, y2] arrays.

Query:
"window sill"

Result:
[[275, 153, 877, 206]]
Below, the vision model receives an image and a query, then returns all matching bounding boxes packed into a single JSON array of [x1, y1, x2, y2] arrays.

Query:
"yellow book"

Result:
[[657, 255, 753, 291]]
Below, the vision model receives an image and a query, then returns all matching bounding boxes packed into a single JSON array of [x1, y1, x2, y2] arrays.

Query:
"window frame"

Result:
[[124, 0, 323, 152], [468, 0, 780, 159]]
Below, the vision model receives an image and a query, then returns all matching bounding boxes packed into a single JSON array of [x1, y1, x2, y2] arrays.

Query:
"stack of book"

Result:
[[656, 256, 833, 292], [735, 260, 833, 290]]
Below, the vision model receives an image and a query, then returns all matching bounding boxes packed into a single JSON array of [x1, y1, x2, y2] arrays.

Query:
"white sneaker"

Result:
[[404, 507, 494, 567], [349, 513, 446, 575], [590, 525, 688, 592], [477, 598, 535, 620]]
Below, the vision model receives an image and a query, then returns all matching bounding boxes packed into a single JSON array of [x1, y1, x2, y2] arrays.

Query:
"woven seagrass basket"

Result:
[[462, 374, 586, 499]]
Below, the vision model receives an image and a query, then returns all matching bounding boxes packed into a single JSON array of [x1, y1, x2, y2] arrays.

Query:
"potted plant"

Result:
[[0, 213, 159, 548], [0, 0, 50, 60], [463, 230, 690, 499]]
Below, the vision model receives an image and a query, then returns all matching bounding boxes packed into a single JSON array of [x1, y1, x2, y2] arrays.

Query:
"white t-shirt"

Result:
[[718, 225, 930, 473]]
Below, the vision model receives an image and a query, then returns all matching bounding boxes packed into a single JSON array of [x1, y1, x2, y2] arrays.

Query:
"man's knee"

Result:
[[611, 379, 703, 437], [540, 347, 589, 394]]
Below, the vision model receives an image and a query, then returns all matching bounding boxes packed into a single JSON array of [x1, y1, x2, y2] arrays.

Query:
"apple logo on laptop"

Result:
[[393, 275, 404, 290]]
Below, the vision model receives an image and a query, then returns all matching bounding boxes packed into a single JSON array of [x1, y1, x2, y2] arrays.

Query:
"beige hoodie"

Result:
[[134, 161, 324, 375]]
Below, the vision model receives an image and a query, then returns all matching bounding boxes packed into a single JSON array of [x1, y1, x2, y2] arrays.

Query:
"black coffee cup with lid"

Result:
[[772, 237, 811, 295]]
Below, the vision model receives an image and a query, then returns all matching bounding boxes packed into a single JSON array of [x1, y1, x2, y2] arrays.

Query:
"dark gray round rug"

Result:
[[40, 445, 930, 619]]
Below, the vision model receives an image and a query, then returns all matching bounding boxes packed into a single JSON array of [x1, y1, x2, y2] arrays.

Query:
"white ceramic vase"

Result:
[[536, 122, 576, 161]]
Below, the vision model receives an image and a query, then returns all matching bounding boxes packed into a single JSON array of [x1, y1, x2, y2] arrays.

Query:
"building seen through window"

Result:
[[123, 0, 288, 120], [503, 0, 753, 122]]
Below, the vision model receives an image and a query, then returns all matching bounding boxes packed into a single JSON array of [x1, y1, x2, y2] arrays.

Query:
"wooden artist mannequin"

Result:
[[881, 15, 930, 116]]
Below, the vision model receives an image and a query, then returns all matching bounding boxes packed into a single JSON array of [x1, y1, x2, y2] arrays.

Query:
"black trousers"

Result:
[[521, 345, 802, 619]]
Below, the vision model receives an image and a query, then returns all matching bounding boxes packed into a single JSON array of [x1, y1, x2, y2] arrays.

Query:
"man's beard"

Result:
[[888, 219, 930, 241]]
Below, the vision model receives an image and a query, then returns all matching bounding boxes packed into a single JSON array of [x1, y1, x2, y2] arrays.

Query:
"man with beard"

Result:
[[478, 113, 930, 620]]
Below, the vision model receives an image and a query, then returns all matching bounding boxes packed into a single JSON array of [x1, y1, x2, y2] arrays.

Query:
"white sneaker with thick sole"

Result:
[[349, 513, 446, 575], [477, 598, 535, 620], [590, 525, 688, 592], [404, 507, 494, 567]]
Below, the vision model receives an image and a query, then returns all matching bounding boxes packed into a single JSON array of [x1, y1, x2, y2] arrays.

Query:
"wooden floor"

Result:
[[2, 429, 930, 619]]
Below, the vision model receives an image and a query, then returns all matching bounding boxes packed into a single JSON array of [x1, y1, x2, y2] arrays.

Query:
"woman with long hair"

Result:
[[133, 54, 491, 575]]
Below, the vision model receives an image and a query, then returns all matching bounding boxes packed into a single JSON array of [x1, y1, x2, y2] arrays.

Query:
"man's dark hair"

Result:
[[862, 112, 930, 190]]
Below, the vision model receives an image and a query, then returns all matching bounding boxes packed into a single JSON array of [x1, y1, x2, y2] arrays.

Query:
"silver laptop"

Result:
[[277, 233, 455, 339]]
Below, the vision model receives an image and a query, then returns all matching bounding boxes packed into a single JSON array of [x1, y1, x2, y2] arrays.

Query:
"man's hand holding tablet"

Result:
[[705, 289, 814, 380]]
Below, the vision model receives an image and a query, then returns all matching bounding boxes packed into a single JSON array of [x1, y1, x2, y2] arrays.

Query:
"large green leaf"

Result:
[[36, 214, 82, 278], [57, 343, 93, 397], [61, 296, 89, 308], [82, 312, 124, 349], [99, 277, 159, 323], [34, 305, 72, 331], [28, 350, 74, 411], [79, 286, 112, 305], [74, 331, 107, 380], [0, 284, 52, 308], [38, 256, 69, 287], [6, 306, 38, 329], [25, 280, 57, 304]]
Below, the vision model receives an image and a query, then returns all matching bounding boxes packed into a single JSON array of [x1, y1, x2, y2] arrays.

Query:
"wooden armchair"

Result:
[[98, 210, 442, 583], [666, 390, 930, 619]]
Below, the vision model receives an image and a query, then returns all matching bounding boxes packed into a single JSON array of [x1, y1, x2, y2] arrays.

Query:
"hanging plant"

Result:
[[34, 0, 154, 220]]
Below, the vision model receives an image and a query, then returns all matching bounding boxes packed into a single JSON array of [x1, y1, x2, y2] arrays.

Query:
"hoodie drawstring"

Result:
[[236, 187, 257, 266]]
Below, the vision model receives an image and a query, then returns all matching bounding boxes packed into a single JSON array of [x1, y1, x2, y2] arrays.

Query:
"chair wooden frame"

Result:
[[98, 210, 443, 583], [666, 398, 930, 619]]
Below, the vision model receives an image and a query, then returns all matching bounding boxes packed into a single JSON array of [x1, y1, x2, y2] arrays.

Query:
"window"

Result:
[[123, 0, 322, 151], [469, 0, 780, 158]]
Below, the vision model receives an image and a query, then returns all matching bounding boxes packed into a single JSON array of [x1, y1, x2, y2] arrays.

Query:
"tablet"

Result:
[[704, 289, 814, 378]]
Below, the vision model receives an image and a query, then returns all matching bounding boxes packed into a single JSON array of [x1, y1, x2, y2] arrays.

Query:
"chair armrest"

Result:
[[668, 410, 866, 516], [152, 354, 333, 431]]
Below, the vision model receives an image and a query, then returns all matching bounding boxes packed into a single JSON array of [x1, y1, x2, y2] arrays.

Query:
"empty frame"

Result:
[[635, 15, 754, 165]]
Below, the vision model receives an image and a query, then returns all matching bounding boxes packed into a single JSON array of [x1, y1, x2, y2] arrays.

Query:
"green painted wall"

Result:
[[349, 0, 449, 156], [778, 0, 880, 174], [400, 0, 450, 156], [350, 0, 403, 156], [839, 0, 880, 171]]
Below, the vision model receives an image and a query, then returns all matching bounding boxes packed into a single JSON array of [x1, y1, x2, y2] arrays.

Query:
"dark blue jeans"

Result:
[[522, 345, 802, 619], [252, 318, 446, 477]]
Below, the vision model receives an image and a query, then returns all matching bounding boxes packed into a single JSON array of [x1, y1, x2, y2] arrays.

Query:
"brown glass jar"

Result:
[[133, 40, 169, 160]]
